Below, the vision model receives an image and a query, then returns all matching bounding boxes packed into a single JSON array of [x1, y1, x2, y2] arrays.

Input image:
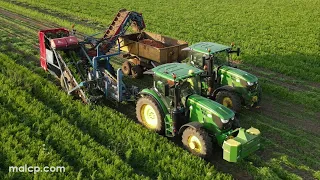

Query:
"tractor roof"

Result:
[[152, 63, 203, 81], [187, 42, 231, 55]]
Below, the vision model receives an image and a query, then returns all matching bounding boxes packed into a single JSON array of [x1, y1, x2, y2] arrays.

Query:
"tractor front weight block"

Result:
[[222, 127, 260, 162]]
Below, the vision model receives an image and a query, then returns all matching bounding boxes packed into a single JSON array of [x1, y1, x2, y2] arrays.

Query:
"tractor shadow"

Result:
[[100, 93, 253, 180]]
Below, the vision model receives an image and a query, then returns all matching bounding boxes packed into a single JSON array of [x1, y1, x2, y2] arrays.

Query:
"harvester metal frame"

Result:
[[38, 9, 145, 103]]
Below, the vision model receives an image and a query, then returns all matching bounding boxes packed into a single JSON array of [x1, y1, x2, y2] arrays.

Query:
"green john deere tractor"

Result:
[[183, 42, 262, 112], [137, 63, 260, 162]]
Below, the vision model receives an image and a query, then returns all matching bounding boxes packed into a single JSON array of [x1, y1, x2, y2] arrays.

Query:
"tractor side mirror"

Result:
[[237, 48, 240, 56], [164, 84, 169, 96]]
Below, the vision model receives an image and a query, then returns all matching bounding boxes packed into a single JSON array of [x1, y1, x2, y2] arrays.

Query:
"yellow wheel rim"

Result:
[[140, 104, 158, 129], [252, 96, 258, 102], [251, 95, 258, 106], [222, 97, 233, 108], [187, 135, 202, 152]]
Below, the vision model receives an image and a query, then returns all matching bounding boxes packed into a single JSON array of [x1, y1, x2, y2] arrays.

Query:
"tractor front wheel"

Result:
[[182, 127, 212, 158], [136, 96, 164, 134], [216, 91, 241, 113]]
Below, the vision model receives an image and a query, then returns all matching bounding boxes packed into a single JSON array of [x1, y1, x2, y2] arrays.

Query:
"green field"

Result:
[[0, 0, 319, 179]]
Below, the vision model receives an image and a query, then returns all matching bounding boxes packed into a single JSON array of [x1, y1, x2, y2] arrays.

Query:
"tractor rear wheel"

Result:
[[136, 96, 164, 134], [182, 127, 212, 158], [216, 91, 241, 113], [131, 65, 143, 79], [121, 61, 132, 75]]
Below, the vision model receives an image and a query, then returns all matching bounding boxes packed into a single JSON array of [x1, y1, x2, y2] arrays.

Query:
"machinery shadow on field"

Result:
[[103, 53, 320, 180], [99, 88, 253, 180]]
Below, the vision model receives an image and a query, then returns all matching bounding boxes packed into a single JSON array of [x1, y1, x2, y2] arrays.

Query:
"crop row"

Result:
[[0, 5, 319, 179], [0, 48, 230, 179], [0, 0, 319, 112], [0, 57, 149, 179], [0, 29, 318, 180], [0, 105, 78, 179], [3, 0, 320, 82]]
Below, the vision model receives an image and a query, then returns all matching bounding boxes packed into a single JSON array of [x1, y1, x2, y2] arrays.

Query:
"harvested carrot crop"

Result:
[[139, 39, 165, 48]]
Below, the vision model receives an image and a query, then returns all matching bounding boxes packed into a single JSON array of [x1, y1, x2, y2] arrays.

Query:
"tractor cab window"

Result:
[[180, 76, 201, 106], [188, 51, 208, 69], [214, 51, 229, 66], [154, 76, 174, 96], [154, 75, 175, 109]]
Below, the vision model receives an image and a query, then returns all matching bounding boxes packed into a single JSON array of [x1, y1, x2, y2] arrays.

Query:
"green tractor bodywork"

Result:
[[137, 63, 260, 162], [184, 42, 262, 112]]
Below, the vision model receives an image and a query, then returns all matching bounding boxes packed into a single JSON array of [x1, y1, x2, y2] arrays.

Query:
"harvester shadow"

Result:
[[10, 87, 154, 179]]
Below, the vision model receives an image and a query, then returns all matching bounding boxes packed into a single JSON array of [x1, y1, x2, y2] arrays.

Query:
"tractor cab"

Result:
[[138, 63, 261, 162], [151, 63, 203, 110], [182, 42, 261, 112], [183, 42, 242, 95], [184, 42, 240, 69]]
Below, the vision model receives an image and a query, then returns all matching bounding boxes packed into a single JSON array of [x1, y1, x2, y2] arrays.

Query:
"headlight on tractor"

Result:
[[221, 119, 229, 123], [247, 81, 258, 92], [247, 81, 254, 86]]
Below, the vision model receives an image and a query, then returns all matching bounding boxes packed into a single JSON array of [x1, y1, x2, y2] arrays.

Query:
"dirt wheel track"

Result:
[[0, 8, 87, 39]]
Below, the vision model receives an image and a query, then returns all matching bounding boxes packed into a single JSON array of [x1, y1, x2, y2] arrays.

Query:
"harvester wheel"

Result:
[[216, 91, 241, 113], [121, 61, 132, 75], [182, 127, 212, 158], [136, 96, 164, 134], [131, 65, 143, 79]]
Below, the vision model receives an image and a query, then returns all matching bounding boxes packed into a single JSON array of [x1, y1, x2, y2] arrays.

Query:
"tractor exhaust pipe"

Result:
[[204, 56, 214, 94], [171, 83, 184, 134]]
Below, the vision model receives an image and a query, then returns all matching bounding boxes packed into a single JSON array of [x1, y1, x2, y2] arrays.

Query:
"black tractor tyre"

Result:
[[121, 61, 132, 75], [232, 118, 241, 130], [182, 127, 213, 158], [131, 65, 143, 79], [216, 91, 242, 113], [136, 96, 164, 134]]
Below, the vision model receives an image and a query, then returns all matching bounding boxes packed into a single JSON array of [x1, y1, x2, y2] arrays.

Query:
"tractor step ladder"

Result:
[[104, 9, 130, 40], [164, 116, 174, 137]]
